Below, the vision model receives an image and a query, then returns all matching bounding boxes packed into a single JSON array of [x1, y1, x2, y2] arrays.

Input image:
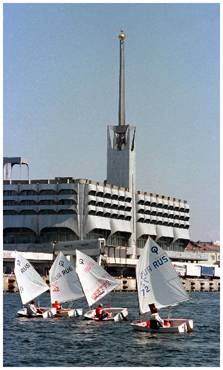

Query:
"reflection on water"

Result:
[[4, 291, 220, 367]]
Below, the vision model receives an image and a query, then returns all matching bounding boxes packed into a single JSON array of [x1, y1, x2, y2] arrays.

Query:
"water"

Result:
[[4, 291, 220, 367]]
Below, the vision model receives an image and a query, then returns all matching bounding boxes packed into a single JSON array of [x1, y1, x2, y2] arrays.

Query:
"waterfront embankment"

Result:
[[3, 274, 220, 293]]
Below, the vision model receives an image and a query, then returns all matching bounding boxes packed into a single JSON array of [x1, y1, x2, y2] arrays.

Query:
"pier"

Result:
[[3, 274, 220, 293]]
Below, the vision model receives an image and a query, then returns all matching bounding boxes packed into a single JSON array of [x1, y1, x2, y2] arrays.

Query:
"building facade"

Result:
[[3, 31, 190, 260], [3, 177, 190, 256]]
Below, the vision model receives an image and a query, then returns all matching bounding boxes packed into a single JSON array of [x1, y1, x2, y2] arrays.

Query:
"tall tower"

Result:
[[107, 31, 136, 255], [107, 31, 136, 192]]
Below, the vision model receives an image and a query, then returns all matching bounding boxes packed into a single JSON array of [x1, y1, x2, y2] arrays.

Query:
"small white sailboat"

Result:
[[131, 238, 193, 334], [49, 251, 84, 318], [14, 252, 50, 318], [76, 249, 128, 321]]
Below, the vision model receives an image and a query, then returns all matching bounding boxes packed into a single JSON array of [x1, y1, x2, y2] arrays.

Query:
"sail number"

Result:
[[141, 284, 150, 296]]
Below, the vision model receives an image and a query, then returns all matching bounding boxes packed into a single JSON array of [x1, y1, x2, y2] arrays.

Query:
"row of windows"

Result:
[[137, 202, 189, 212], [86, 230, 130, 248], [3, 226, 187, 250], [4, 199, 76, 206], [88, 191, 131, 202], [3, 227, 78, 244], [136, 237, 186, 251], [87, 212, 189, 227], [137, 209, 189, 218], [3, 189, 76, 196], [137, 219, 189, 228], [88, 202, 131, 211], [4, 209, 76, 215], [137, 215, 189, 222], [88, 210, 131, 220]]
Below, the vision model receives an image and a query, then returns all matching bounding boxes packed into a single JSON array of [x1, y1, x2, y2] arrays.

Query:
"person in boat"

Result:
[[95, 303, 109, 320], [52, 300, 62, 313], [26, 300, 43, 317], [149, 304, 164, 329]]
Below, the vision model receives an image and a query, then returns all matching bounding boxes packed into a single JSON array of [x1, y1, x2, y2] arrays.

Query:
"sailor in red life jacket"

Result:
[[52, 300, 62, 313], [95, 303, 109, 320]]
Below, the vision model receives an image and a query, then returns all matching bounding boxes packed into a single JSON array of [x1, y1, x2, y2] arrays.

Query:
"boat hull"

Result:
[[84, 307, 128, 321], [131, 318, 193, 334], [17, 307, 50, 318], [17, 307, 83, 318], [53, 308, 83, 318]]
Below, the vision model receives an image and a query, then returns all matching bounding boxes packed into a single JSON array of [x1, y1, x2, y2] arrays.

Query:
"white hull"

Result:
[[53, 308, 83, 318], [131, 318, 193, 334], [84, 307, 128, 322], [17, 307, 83, 319], [17, 307, 50, 318]]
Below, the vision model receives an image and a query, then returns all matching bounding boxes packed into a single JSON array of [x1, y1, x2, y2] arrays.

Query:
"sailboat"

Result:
[[131, 238, 193, 333], [14, 252, 50, 318], [49, 251, 84, 317], [75, 249, 128, 321]]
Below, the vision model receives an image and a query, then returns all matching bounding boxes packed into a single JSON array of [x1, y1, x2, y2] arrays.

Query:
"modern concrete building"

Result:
[[3, 31, 190, 268]]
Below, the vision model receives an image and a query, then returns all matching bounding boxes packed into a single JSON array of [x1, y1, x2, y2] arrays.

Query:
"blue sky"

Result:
[[3, 3, 219, 242]]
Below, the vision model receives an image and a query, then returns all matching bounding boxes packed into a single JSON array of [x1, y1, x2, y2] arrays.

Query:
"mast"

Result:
[[118, 30, 126, 127]]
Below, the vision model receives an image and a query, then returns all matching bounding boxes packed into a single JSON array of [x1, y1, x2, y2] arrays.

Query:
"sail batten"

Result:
[[76, 250, 118, 307], [49, 252, 84, 304], [136, 238, 189, 314], [14, 252, 49, 305]]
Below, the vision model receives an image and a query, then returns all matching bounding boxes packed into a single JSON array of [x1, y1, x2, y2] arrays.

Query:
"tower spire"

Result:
[[118, 30, 126, 126]]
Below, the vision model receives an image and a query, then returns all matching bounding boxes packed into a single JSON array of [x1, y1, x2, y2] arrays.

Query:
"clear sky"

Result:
[[3, 3, 219, 242]]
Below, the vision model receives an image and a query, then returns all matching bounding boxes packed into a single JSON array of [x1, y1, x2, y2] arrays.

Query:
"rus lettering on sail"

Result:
[[21, 262, 30, 274], [152, 255, 169, 270], [61, 266, 73, 275]]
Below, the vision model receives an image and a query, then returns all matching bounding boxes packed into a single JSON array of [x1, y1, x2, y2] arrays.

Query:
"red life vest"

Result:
[[95, 306, 103, 317], [53, 302, 61, 311]]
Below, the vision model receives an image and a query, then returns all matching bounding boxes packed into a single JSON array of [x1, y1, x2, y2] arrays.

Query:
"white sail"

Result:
[[76, 249, 118, 307], [49, 252, 84, 304], [136, 238, 189, 314], [14, 252, 49, 305]]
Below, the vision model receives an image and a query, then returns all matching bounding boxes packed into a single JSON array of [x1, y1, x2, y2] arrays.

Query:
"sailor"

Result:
[[149, 303, 164, 329], [52, 300, 62, 313], [95, 303, 109, 320], [26, 300, 42, 317]]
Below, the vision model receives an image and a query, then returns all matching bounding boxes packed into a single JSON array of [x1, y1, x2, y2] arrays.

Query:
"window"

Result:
[[58, 199, 76, 205], [39, 189, 56, 195], [20, 210, 37, 215], [38, 209, 57, 215], [40, 227, 78, 243], [4, 228, 37, 243], [59, 189, 76, 195], [3, 200, 17, 206], [39, 199, 56, 205], [19, 190, 37, 196], [3, 190, 17, 196], [3, 210, 18, 215], [58, 209, 76, 214], [20, 200, 37, 205]]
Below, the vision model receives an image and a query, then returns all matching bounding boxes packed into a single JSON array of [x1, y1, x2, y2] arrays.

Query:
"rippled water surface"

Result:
[[4, 291, 220, 367]]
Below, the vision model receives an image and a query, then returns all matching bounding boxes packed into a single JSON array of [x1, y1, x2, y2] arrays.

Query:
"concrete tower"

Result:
[[3, 157, 29, 181], [107, 31, 136, 256]]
